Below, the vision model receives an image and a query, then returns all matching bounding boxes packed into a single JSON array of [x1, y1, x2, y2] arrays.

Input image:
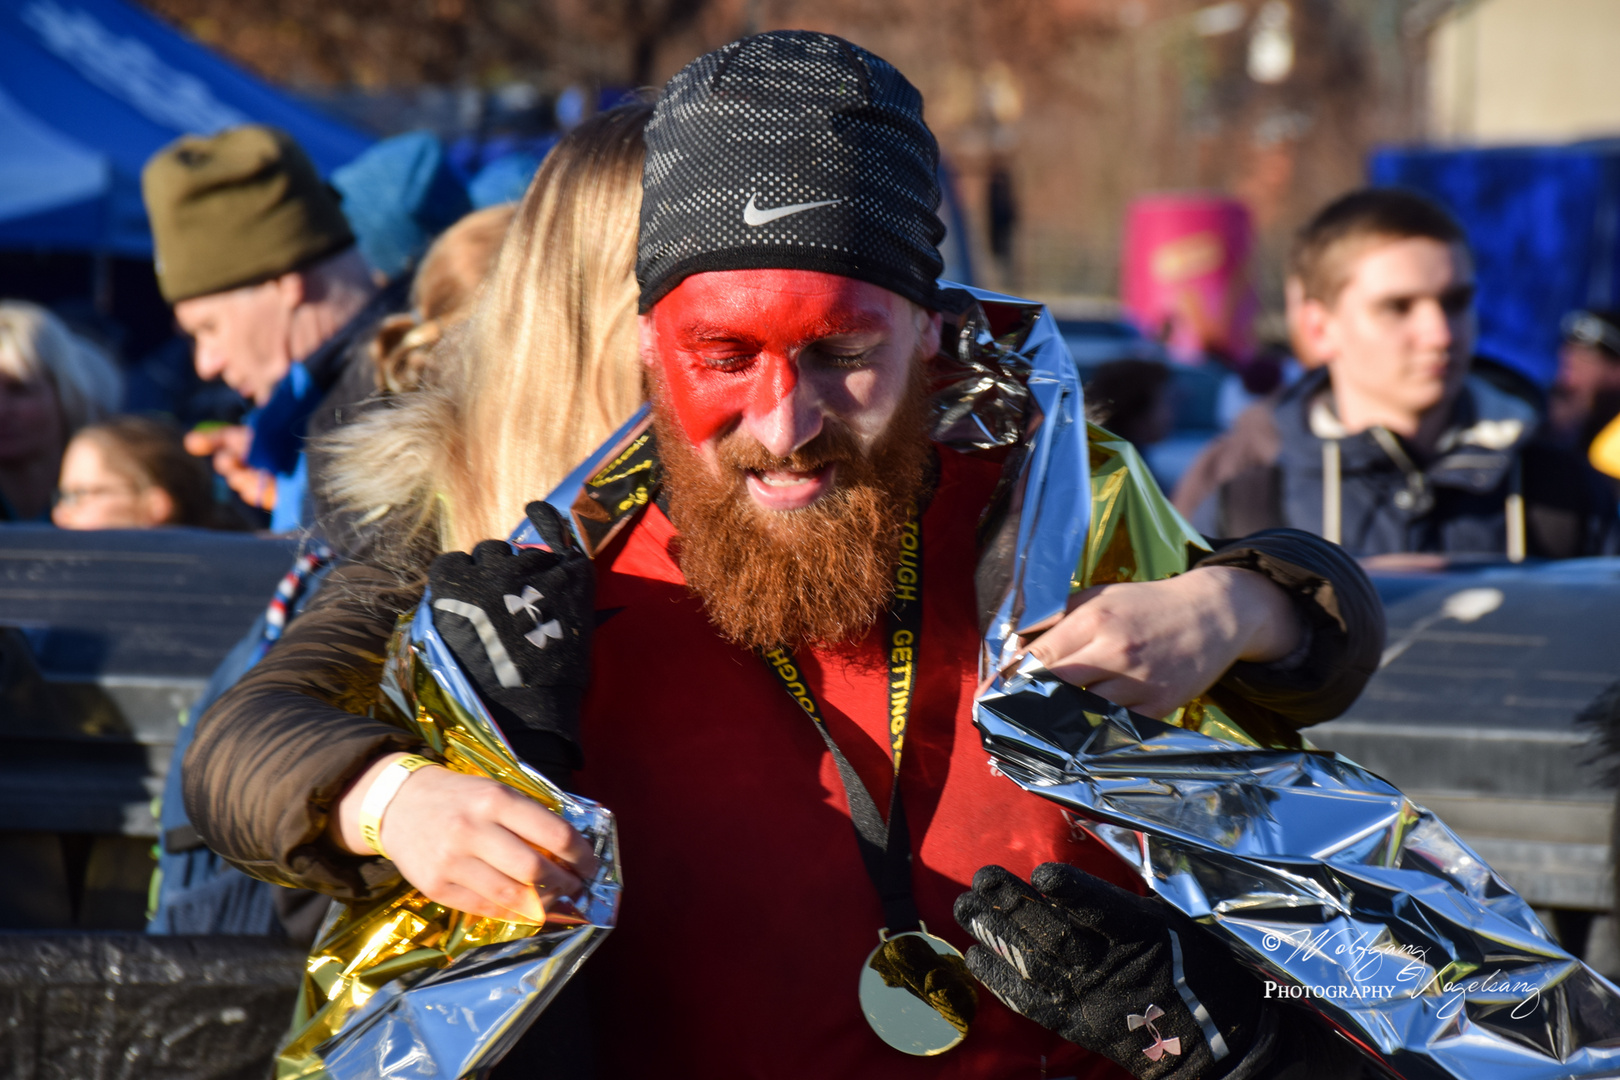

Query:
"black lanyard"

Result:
[[761, 506, 924, 933]]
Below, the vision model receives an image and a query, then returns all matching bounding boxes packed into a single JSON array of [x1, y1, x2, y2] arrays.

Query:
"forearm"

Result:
[[1183, 564, 1304, 665], [328, 751, 409, 856], [182, 561, 424, 899]]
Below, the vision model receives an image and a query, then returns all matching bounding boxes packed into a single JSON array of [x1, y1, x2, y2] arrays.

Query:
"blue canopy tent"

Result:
[[0, 0, 371, 254], [1371, 144, 1620, 386]]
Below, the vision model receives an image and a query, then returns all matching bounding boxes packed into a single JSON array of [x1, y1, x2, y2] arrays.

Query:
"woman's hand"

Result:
[[331, 753, 599, 924], [1024, 566, 1302, 718]]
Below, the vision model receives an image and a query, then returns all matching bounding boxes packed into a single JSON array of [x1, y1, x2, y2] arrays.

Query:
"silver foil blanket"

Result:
[[976, 666, 1620, 1078], [965, 284, 1620, 1077], [278, 591, 621, 1080]]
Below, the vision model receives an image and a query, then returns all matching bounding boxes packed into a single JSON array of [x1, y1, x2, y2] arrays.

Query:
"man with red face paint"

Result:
[[184, 31, 1379, 1080]]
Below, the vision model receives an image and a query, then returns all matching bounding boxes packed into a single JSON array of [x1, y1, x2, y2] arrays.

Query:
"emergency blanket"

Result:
[[274, 598, 621, 1079], [968, 285, 1620, 1078], [281, 281, 1620, 1077]]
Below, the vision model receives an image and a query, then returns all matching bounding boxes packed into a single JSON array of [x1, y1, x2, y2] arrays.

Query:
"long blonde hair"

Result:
[[321, 104, 650, 569]]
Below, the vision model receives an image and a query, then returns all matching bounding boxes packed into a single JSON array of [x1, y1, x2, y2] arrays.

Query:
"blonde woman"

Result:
[[0, 301, 122, 521], [322, 103, 648, 573], [368, 203, 518, 396], [185, 98, 650, 875]]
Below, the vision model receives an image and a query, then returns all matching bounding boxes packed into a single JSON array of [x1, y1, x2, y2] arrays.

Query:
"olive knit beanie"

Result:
[[142, 125, 355, 303]]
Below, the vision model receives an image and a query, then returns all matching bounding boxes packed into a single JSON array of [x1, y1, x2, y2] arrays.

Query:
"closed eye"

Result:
[[813, 349, 873, 369], [803, 337, 881, 370], [698, 352, 757, 374]]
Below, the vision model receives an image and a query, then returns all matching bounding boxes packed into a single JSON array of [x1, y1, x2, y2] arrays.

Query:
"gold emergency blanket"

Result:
[[275, 605, 620, 1079], [1080, 425, 1263, 748]]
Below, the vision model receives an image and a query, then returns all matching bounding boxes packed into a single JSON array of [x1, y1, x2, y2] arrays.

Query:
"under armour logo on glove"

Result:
[[427, 502, 595, 778], [504, 585, 564, 650], [1127, 1004, 1181, 1061]]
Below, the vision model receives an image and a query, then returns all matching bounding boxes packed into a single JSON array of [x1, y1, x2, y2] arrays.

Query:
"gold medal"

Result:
[[858, 925, 978, 1056]]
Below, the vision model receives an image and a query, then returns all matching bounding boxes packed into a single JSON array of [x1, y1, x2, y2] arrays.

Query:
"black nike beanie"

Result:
[[637, 30, 946, 313]]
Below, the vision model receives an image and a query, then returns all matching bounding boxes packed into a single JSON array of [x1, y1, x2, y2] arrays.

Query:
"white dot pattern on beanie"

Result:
[[638, 31, 946, 311]]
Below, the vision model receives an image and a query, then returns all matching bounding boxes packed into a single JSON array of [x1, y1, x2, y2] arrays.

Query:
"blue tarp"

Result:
[[1371, 145, 1620, 386], [0, 0, 371, 254]]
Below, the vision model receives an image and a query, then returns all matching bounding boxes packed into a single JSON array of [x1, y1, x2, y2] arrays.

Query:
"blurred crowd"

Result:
[[1087, 192, 1620, 565], [0, 127, 530, 538]]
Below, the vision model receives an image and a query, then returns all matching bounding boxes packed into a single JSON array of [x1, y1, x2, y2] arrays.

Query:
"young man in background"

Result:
[[1174, 188, 1616, 561]]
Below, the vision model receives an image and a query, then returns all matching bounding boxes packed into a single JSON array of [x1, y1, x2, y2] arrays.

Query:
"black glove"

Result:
[[954, 864, 1267, 1080], [428, 502, 593, 780]]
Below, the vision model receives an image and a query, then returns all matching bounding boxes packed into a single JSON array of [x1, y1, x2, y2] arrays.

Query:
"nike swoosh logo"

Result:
[[743, 194, 842, 227]]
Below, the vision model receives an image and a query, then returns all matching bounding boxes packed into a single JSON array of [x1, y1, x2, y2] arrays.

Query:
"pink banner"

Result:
[[1121, 193, 1257, 366]]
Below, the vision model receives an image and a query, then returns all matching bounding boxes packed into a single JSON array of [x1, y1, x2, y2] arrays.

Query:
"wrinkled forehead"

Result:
[[649, 269, 909, 346]]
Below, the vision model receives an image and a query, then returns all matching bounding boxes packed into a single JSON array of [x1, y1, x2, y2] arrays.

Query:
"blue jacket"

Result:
[[247, 274, 410, 535]]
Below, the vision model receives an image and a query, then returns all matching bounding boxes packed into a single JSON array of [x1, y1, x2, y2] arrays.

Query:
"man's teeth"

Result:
[[757, 471, 814, 487]]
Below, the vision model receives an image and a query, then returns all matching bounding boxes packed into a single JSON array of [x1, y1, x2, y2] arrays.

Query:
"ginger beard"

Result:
[[650, 355, 934, 653]]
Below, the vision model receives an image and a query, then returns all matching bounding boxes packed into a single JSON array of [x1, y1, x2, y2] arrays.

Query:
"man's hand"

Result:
[[427, 502, 594, 774], [956, 864, 1269, 1080], [1025, 567, 1302, 718], [331, 752, 598, 925], [185, 424, 275, 510]]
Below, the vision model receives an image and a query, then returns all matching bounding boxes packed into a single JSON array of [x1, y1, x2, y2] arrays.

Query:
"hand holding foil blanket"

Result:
[[275, 590, 621, 1080], [967, 285, 1620, 1078]]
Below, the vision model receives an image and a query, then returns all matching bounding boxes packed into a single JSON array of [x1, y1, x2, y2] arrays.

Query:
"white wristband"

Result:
[[357, 754, 437, 859]]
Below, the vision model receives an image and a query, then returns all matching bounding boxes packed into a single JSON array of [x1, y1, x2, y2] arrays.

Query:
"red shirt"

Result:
[[576, 447, 1137, 1080]]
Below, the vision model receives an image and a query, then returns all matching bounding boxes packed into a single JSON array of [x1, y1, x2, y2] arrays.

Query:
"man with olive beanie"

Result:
[[142, 126, 406, 946], [185, 32, 1376, 1077], [142, 124, 405, 535]]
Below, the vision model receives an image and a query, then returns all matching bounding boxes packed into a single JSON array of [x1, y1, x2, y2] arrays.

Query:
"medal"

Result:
[[764, 505, 978, 1053], [859, 926, 977, 1056]]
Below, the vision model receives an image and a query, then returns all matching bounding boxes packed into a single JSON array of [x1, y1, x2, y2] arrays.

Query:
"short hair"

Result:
[[0, 300, 121, 439], [1290, 188, 1468, 305]]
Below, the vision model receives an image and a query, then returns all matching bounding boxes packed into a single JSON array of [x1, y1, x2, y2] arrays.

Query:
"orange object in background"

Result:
[[1591, 411, 1620, 480], [1120, 194, 1258, 366]]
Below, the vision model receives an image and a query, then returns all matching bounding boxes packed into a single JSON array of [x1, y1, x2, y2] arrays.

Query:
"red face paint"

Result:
[[649, 269, 898, 447]]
